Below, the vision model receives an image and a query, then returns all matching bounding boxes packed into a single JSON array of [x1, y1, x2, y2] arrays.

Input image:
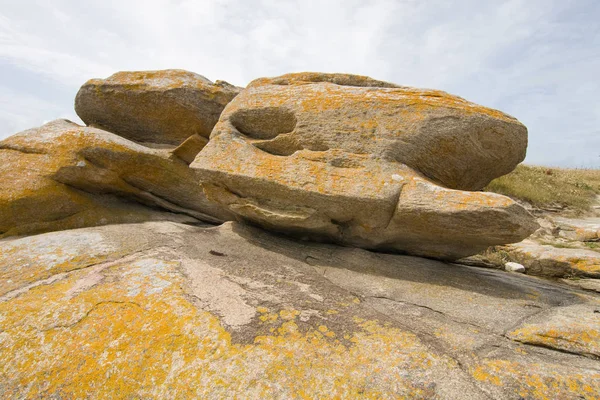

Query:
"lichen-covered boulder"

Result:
[[75, 69, 241, 145], [1, 221, 598, 399], [247, 71, 403, 88], [0, 119, 232, 238], [243, 72, 528, 191], [191, 73, 538, 260]]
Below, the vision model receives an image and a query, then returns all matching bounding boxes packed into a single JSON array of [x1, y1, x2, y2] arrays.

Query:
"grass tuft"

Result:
[[485, 165, 600, 214]]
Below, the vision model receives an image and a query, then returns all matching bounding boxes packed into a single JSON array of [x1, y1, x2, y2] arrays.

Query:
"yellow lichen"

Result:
[[0, 256, 459, 398], [0, 120, 212, 239], [471, 359, 600, 400], [509, 323, 600, 357]]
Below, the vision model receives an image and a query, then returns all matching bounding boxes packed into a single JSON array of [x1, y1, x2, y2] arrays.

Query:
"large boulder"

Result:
[[243, 72, 528, 191], [247, 71, 403, 88], [191, 73, 538, 260], [75, 69, 241, 146], [0, 119, 232, 238], [1, 221, 598, 399]]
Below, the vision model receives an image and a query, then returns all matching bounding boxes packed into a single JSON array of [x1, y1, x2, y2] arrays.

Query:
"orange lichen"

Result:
[[244, 82, 515, 123], [0, 120, 216, 239], [97, 69, 224, 92], [571, 259, 600, 274], [509, 323, 600, 357], [471, 359, 600, 400], [247, 72, 400, 89], [0, 256, 462, 398]]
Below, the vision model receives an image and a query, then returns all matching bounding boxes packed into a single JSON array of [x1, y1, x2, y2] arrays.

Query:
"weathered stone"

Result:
[[75, 69, 241, 145], [247, 71, 403, 89], [191, 73, 537, 259], [228, 72, 528, 191], [562, 278, 600, 293], [0, 119, 232, 238], [171, 133, 209, 164], [507, 304, 600, 358], [504, 239, 600, 278], [1, 221, 599, 399], [554, 216, 600, 242]]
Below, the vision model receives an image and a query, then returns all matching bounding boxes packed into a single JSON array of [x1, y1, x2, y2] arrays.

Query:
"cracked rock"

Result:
[[1, 221, 599, 399]]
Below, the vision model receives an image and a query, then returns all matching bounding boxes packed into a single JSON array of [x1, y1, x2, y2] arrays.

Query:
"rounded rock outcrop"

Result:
[[190, 72, 538, 260], [75, 69, 241, 146], [0, 119, 233, 238]]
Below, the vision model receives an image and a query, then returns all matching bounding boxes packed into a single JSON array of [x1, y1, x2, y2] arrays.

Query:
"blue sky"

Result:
[[1, 0, 598, 167]]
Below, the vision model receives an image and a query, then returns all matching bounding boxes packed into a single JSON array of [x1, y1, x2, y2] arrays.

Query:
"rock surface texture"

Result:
[[554, 216, 600, 242], [504, 239, 600, 278], [0, 119, 232, 238], [2, 70, 575, 399], [463, 201, 600, 295], [1, 222, 599, 399], [191, 72, 537, 259], [244, 72, 528, 191], [75, 69, 241, 146]]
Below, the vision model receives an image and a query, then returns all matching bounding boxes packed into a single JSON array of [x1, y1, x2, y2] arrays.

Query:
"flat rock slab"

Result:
[[506, 239, 600, 278], [1, 222, 599, 399], [562, 278, 600, 293], [507, 304, 600, 358], [554, 216, 600, 242]]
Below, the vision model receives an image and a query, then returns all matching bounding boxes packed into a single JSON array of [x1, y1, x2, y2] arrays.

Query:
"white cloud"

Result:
[[0, 0, 598, 167], [0, 85, 79, 136]]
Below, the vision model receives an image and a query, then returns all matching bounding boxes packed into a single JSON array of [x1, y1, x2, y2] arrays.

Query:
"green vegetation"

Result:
[[485, 165, 600, 214], [584, 242, 599, 250]]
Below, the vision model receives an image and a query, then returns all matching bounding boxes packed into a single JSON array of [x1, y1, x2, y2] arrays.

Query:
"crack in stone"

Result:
[[308, 266, 495, 397], [366, 295, 495, 333], [0, 144, 48, 155], [0, 250, 153, 303], [311, 267, 512, 399], [121, 177, 223, 224], [40, 300, 143, 331], [502, 307, 550, 335], [505, 333, 600, 361], [352, 293, 495, 399]]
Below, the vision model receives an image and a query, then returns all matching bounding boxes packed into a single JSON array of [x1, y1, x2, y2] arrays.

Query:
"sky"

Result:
[[0, 0, 598, 167]]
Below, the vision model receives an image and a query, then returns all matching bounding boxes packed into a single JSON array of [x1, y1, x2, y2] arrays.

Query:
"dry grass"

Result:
[[479, 246, 511, 266], [485, 165, 600, 214]]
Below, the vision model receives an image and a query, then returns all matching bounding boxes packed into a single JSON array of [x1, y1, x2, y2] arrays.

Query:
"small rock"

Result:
[[505, 262, 526, 273]]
